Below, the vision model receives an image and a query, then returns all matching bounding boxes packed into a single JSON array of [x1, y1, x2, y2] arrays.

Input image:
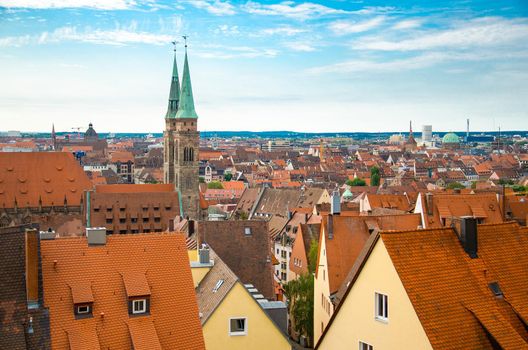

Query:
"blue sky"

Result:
[[1, 0, 527, 133]]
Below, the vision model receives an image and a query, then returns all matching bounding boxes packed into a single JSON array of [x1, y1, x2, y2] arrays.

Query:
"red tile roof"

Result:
[[0, 152, 93, 208], [95, 184, 173, 193], [41, 233, 205, 349]]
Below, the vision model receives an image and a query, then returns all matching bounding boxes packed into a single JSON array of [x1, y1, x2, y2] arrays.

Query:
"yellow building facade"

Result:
[[317, 239, 432, 349], [313, 226, 333, 344]]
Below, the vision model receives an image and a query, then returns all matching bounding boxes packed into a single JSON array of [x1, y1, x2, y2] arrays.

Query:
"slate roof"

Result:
[[198, 221, 275, 300], [0, 152, 93, 208], [0, 225, 51, 350], [41, 233, 205, 349]]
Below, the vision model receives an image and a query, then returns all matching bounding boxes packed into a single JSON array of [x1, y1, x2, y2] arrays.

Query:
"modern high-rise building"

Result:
[[163, 43, 200, 219], [422, 125, 432, 143]]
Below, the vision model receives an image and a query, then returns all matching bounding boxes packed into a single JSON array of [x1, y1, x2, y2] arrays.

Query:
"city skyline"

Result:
[[1, 0, 527, 133]]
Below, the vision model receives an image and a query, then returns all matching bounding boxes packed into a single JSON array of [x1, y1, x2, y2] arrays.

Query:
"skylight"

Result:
[[213, 279, 224, 293]]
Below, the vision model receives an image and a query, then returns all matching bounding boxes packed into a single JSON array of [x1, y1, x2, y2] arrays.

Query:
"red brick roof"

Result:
[[41, 233, 205, 349], [0, 152, 93, 208]]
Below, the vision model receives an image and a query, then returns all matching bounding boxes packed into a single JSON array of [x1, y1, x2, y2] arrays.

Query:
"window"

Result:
[[359, 341, 373, 350], [77, 305, 90, 314], [143, 217, 149, 223], [119, 218, 126, 224], [244, 227, 252, 235], [375, 292, 388, 321], [132, 299, 146, 314], [281, 272, 287, 280], [106, 219, 112, 224], [229, 318, 247, 336], [276, 248, 279, 254]]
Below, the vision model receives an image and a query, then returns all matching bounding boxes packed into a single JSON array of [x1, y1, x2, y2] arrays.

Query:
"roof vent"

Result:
[[86, 227, 107, 246]]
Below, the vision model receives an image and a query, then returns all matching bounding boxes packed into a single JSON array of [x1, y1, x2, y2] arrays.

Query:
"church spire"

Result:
[[175, 36, 199, 119], [165, 41, 181, 119]]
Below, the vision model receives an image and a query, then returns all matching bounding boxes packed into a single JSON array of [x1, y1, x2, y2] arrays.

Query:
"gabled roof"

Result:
[[195, 250, 238, 325], [0, 152, 93, 208], [318, 222, 528, 350], [41, 233, 205, 349], [319, 213, 422, 294]]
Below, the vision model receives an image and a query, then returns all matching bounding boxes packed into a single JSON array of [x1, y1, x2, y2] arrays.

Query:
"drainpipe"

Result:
[[86, 190, 91, 228]]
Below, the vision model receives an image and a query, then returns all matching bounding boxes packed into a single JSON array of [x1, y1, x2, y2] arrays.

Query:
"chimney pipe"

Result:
[[425, 193, 433, 216], [458, 217, 478, 258], [327, 214, 334, 240], [331, 190, 341, 215], [199, 243, 210, 264]]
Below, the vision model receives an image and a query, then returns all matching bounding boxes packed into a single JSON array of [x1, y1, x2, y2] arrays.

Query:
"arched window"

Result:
[[183, 147, 188, 162], [189, 148, 194, 162]]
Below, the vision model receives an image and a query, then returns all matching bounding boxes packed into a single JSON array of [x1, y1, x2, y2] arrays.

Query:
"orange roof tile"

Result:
[[67, 324, 101, 350], [128, 318, 163, 350], [381, 223, 528, 349], [110, 151, 134, 163], [42, 233, 205, 350], [122, 272, 151, 297], [71, 282, 94, 304], [318, 213, 422, 293], [0, 152, 93, 208]]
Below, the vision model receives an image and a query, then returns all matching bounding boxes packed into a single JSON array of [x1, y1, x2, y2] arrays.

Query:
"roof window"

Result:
[[488, 282, 503, 298], [213, 279, 224, 293]]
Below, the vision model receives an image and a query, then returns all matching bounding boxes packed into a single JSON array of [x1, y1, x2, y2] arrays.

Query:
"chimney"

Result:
[[327, 214, 334, 240], [457, 217, 478, 258], [25, 229, 39, 306], [168, 218, 174, 232], [86, 227, 107, 246], [199, 243, 210, 264], [39, 228, 56, 240], [425, 193, 433, 216], [188, 220, 195, 236], [330, 190, 341, 215]]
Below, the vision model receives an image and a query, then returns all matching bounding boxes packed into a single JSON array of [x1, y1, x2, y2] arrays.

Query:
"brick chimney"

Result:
[[25, 229, 39, 306], [425, 193, 433, 216]]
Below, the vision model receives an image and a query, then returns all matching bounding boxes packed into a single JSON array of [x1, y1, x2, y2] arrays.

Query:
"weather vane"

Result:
[[171, 40, 179, 52], [182, 35, 188, 49]]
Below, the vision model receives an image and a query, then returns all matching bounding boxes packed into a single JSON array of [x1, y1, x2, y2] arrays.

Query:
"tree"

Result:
[[308, 239, 318, 274], [238, 211, 249, 220], [224, 173, 233, 181], [207, 181, 223, 189], [283, 273, 314, 344], [346, 178, 366, 186], [498, 179, 514, 185], [370, 166, 380, 187], [199, 177, 205, 183], [447, 182, 465, 190]]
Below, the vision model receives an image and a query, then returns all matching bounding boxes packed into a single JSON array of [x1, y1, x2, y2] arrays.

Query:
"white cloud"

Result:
[[259, 26, 307, 36], [243, 1, 347, 20], [357, 17, 528, 51], [392, 19, 422, 30], [185, 0, 236, 15], [0, 0, 136, 10], [283, 41, 316, 52], [214, 25, 240, 35], [196, 44, 278, 59], [0, 25, 173, 47], [309, 50, 528, 74], [329, 16, 386, 35]]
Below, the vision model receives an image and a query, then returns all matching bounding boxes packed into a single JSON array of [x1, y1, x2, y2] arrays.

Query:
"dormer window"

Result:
[[132, 299, 147, 314], [123, 272, 151, 317], [71, 282, 94, 319], [76, 304, 91, 315]]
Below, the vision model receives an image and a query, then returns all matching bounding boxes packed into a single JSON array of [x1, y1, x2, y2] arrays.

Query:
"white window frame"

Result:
[[132, 299, 147, 314], [359, 340, 373, 350], [77, 305, 90, 314], [244, 227, 252, 235], [229, 317, 248, 336], [374, 292, 388, 322]]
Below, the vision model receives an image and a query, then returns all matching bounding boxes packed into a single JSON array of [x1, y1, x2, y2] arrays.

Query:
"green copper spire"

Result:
[[165, 42, 181, 119], [175, 40, 198, 119]]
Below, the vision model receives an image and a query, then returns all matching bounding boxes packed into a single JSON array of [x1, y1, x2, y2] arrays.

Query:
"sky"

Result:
[[1, 0, 527, 133]]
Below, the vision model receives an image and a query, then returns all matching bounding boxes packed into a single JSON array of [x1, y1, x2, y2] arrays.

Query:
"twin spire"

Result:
[[165, 38, 198, 119]]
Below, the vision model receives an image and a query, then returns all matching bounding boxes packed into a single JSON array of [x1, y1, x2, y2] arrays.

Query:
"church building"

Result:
[[163, 42, 200, 219]]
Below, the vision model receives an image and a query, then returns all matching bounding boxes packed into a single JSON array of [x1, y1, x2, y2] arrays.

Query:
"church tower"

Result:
[[163, 41, 200, 219]]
